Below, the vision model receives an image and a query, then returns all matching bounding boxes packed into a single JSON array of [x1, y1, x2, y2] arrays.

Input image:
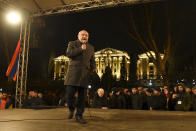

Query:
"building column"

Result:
[[54, 61, 57, 80], [147, 59, 149, 79]]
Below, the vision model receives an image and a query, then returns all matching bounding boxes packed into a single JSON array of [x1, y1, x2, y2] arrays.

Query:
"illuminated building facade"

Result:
[[94, 48, 130, 80], [53, 55, 69, 80], [137, 51, 164, 80], [53, 48, 130, 81]]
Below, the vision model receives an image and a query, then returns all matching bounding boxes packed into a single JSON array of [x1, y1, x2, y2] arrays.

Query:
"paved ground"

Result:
[[0, 108, 196, 131]]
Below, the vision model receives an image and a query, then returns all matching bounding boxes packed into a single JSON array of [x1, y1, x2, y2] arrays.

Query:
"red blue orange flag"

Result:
[[6, 40, 21, 81]]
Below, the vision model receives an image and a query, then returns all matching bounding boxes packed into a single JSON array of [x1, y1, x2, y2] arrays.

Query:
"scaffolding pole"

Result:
[[15, 18, 31, 108]]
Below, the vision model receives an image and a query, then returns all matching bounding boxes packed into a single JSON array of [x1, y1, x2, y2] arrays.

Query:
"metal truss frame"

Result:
[[33, 0, 164, 17], [15, 19, 31, 108]]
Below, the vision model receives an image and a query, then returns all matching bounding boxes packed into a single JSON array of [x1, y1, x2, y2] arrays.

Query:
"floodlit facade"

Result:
[[53, 55, 69, 80], [137, 51, 164, 80], [95, 48, 130, 80], [53, 48, 130, 81]]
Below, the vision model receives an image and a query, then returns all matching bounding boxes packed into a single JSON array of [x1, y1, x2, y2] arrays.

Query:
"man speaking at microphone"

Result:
[[64, 30, 96, 124]]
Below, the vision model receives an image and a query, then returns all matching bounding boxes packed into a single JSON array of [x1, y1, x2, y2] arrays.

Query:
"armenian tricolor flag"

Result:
[[6, 40, 21, 81]]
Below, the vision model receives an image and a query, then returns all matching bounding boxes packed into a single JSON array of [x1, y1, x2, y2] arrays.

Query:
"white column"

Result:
[[54, 61, 57, 80]]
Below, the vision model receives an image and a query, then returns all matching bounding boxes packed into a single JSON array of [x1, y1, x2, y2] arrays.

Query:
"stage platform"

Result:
[[0, 108, 196, 131]]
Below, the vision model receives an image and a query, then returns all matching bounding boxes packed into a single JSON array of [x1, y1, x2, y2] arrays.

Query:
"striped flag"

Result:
[[6, 40, 21, 81]]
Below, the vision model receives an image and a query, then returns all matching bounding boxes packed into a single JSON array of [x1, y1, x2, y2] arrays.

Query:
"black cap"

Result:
[[153, 87, 161, 92], [112, 87, 120, 93], [146, 88, 153, 93]]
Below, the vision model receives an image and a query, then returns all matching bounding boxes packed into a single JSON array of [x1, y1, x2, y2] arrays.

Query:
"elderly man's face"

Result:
[[98, 90, 104, 97], [78, 30, 89, 43]]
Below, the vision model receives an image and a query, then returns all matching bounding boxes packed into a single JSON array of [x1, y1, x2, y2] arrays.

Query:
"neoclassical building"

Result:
[[53, 48, 130, 81], [95, 48, 130, 80], [53, 55, 69, 80], [137, 51, 164, 80]]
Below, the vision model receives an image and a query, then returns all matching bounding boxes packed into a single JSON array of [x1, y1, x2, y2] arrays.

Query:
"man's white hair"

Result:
[[78, 30, 89, 35], [97, 88, 104, 93]]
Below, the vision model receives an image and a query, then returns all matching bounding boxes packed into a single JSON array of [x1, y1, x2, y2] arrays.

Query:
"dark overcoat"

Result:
[[64, 40, 96, 87]]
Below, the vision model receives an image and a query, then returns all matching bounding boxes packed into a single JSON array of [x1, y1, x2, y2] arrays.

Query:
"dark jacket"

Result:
[[183, 92, 192, 111], [121, 93, 131, 109], [173, 92, 185, 111], [64, 40, 96, 87], [131, 93, 143, 110], [110, 95, 123, 109], [93, 94, 108, 108], [23, 97, 45, 108], [146, 95, 153, 110], [151, 94, 167, 110], [192, 94, 196, 111]]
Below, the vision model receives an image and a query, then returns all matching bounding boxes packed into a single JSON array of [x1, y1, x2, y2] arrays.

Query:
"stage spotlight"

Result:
[[7, 11, 21, 24]]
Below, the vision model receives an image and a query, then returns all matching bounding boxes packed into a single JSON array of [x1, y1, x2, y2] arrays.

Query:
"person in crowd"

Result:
[[183, 86, 192, 111], [131, 87, 143, 110], [93, 88, 108, 109], [144, 88, 153, 110], [168, 86, 178, 110], [107, 91, 113, 108], [110, 88, 123, 109], [192, 86, 196, 111], [44, 91, 51, 105], [127, 89, 132, 109], [0, 92, 6, 110], [163, 85, 169, 90], [164, 88, 170, 110], [171, 84, 185, 111], [137, 86, 146, 110], [151, 87, 167, 110], [121, 88, 131, 109], [138, 86, 144, 95], [51, 92, 59, 106], [173, 85, 178, 93], [2, 92, 12, 109], [38, 93, 43, 99]]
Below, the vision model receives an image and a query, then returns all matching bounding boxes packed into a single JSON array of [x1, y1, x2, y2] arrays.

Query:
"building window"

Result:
[[149, 66, 154, 71], [61, 68, 64, 72]]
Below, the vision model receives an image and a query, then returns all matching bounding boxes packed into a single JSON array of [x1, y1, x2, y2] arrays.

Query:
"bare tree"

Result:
[[128, 1, 177, 84]]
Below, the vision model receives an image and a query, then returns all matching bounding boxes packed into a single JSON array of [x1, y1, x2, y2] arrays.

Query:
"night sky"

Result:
[[0, 0, 196, 80]]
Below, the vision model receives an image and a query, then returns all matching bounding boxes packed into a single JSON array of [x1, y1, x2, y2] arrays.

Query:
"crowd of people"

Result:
[[1, 83, 196, 112], [92, 84, 196, 111]]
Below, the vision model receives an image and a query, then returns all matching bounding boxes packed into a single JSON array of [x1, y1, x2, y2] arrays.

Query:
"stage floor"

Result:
[[0, 108, 196, 131]]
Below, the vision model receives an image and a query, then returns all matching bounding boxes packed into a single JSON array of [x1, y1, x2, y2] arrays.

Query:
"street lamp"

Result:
[[88, 85, 92, 89], [149, 80, 152, 86], [6, 11, 21, 24]]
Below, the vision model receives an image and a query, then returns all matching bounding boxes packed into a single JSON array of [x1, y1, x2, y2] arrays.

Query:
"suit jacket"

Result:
[[64, 40, 96, 87]]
